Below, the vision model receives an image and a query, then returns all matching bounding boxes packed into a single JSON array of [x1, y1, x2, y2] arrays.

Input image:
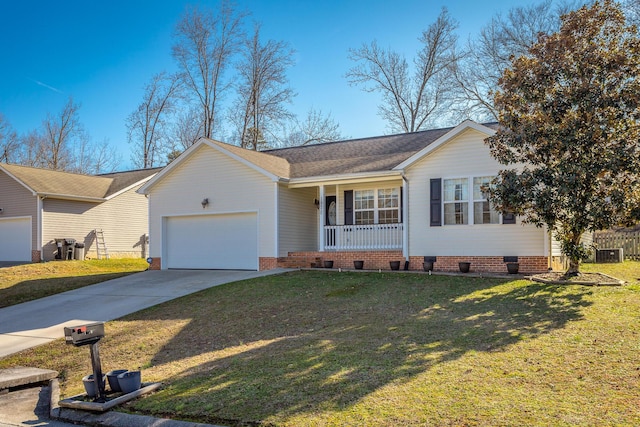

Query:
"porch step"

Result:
[[277, 256, 322, 269]]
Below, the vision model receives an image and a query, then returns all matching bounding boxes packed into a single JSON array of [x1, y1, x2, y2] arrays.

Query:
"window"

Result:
[[354, 190, 375, 224], [473, 176, 500, 224], [353, 188, 400, 225], [441, 176, 500, 225], [378, 188, 399, 223], [443, 178, 468, 225]]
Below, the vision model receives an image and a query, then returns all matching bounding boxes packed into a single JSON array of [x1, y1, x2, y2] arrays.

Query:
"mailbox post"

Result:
[[64, 322, 106, 402]]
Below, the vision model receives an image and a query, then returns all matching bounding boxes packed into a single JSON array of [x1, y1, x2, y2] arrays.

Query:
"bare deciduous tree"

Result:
[[14, 130, 44, 167], [452, 0, 582, 121], [172, 2, 246, 139], [174, 108, 204, 150], [0, 114, 18, 163], [127, 72, 181, 168], [232, 24, 296, 150], [281, 108, 347, 146], [41, 97, 85, 170], [346, 8, 459, 133], [72, 138, 121, 174]]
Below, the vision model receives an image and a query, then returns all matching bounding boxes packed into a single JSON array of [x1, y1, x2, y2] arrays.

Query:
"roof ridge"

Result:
[[264, 124, 460, 154]]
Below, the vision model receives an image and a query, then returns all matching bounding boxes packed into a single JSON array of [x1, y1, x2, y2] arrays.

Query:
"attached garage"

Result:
[[164, 212, 258, 270], [0, 217, 31, 262]]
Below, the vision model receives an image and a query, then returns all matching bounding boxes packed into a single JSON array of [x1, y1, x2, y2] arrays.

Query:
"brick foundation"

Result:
[[259, 257, 278, 271], [32, 250, 41, 263], [148, 257, 161, 270], [408, 256, 548, 274], [277, 252, 549, 274], [279, 251, 405, 270]]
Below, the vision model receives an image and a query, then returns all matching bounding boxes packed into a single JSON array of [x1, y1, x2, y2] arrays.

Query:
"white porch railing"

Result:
[[324, 223, 403, 250]]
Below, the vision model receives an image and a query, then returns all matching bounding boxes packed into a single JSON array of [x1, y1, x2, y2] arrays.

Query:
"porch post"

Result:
[[402, 176, 409, 260], [319, 185, 325, 252]]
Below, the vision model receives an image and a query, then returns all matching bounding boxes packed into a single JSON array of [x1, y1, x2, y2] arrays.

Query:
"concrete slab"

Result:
[[0, 367, 58, 390], [0, 383, 76, 427]]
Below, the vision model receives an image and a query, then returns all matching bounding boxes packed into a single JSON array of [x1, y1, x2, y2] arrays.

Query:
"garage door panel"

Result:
[[0, 217, 31, 262], [166, 213, 257, 270]]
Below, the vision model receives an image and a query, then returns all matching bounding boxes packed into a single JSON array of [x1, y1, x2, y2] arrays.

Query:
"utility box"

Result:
[[595, 248, 623, 263]]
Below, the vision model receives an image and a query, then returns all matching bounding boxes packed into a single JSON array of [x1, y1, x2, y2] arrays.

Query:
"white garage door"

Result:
[[165, 213, 258, 270], [0, 217, 31, 262]]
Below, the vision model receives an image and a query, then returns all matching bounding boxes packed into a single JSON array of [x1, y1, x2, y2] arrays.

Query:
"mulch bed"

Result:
[[530, 272, 624, 286]]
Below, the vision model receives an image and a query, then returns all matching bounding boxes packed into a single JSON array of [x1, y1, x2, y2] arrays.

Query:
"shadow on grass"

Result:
[[0, 273, 139, 308], [121, 272, 592, 425]]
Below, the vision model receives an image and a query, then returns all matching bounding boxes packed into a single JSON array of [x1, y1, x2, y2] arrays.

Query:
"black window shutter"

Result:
[[502, 211, 516, 224], [430, 178, 442, 226], [399, 187, 403, 223], [344, 190, 354, 225]]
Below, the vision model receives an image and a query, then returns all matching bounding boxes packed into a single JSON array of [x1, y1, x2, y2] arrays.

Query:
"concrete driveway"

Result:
[[0, 269, 289, 358]]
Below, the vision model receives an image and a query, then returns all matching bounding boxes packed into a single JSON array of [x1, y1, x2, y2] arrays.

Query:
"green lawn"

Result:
[[1, 264, 639, 426], [0, 259, 149, 308]]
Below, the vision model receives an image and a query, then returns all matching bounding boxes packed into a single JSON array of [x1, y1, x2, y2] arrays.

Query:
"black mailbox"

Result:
[[64, 322, 105, 346]]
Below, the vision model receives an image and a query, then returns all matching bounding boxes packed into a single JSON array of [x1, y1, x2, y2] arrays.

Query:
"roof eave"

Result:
[[287, 170, 403, 188], [38, 193, 106, 203]]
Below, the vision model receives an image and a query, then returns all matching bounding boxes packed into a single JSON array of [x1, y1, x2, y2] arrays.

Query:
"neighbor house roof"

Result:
[[0, 164, 159, 201]]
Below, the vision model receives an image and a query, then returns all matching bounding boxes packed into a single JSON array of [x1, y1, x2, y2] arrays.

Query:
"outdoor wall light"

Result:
[[201, 198, 209, 208], [314, 198, 320, 209]]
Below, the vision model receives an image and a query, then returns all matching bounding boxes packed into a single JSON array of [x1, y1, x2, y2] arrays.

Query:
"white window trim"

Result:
[[353, 187, 400, 225], [442, 176, 502, 226]]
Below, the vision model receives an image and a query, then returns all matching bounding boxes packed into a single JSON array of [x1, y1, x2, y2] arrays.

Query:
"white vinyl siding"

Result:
[[278, 186, 318, 257], [147, 144, 277, 267], [405, 128, 546, 256], [41, 186, 149, 260]]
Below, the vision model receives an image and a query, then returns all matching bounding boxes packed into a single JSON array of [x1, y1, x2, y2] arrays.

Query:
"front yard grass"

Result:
[[0, 259, 148, 308], [1, 265, 639, 426]]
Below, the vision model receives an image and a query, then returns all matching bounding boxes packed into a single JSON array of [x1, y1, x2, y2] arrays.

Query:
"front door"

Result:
[[325, 196, 336, 247]]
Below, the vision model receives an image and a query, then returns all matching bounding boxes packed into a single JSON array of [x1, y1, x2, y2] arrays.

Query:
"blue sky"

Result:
[[1, 0, 535, 170]]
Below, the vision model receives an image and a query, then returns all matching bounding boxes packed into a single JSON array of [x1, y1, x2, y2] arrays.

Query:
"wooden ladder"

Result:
[[95, 229, 110, 260]]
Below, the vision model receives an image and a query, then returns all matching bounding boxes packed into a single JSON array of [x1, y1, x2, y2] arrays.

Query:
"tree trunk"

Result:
[[566, 257, 580, 276], [564, 232, 583, 277]]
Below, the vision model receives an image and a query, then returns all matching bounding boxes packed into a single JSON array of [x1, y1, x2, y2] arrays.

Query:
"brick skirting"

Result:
[[148, 257, 161, 270], [277, 252, 549, 274]]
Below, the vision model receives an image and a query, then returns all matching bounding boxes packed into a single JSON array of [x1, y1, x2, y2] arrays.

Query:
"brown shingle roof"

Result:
[[1, 164, 158, 199], [207, 139, 291, 178], [264, 126, 455, 178]]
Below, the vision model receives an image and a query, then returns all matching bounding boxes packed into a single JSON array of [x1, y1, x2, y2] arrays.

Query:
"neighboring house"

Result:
[[0, 164, 159, 262], [138, 120, 557, 274]]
